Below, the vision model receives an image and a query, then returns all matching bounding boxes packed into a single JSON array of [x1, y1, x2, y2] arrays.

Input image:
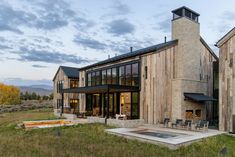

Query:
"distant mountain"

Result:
[[19, 85, 53, 96], [28, 85, 53, 90]]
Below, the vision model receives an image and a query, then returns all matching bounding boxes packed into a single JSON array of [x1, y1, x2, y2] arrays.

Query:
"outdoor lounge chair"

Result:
[[163, 118, 170, 127], [195, 120, 209, 131], [181, 120, 192, 130], [171, 119, 183, 128], [115, 114, 127, 120]]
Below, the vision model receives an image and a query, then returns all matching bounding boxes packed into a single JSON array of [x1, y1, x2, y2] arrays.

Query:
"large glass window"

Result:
[[92, 94, 101, 116], [131, 92, 139, 119], [107, 69, 112, 84], [70, 99, 79, 111], [119, 66, 125, 85], [102, 70, 106, 85], [96, 71, 100, 85], [132, 63, 139, 86], [125, 64, 131, 86], [86, 94, 92, 114], [112, 68, 117, 84], [86, 62, 139, 87], [87, 73, 92, 86], [91, 72, 96, 86]]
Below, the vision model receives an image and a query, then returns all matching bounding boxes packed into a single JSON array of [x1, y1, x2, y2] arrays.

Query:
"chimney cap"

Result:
[[172, 6, 200, 16]]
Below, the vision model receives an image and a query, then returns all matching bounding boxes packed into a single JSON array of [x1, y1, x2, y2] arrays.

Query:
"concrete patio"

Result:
[[106, 125, 225, 149]]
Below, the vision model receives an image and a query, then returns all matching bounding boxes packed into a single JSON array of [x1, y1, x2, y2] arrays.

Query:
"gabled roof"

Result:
[[215, 27, 235, 47], [52, 66, 79, 81], [79, 40, 178, 70], [200, 37, 218, 61]]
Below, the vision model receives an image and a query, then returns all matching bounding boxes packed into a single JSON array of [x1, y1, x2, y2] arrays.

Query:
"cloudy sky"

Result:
[[0, 0, 234, 86]]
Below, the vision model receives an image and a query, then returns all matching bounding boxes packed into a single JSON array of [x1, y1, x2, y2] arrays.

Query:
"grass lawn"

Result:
[[0, 109, 235, 157]]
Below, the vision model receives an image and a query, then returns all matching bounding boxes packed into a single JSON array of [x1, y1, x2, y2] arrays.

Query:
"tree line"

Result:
[[20, 92, 53, 100], [0, 83, 53, 105], [0, 83, 21, 105]]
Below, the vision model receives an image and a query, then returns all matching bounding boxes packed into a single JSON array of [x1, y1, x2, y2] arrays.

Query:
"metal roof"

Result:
[[200, 37, 218, 61], [184, 93, 217, 102], [215, 27, 235, 47], [79, 40, 178, 70], [60, 66, 79, 78], [52, 66, 79, 81]]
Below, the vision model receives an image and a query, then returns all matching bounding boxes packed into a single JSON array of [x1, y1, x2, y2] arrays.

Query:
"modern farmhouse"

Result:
[[53, 7, 219, 128]]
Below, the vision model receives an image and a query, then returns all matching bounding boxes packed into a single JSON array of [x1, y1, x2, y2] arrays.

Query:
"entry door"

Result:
[[120, 92, 131, 119], [102, 93, 116, 118]]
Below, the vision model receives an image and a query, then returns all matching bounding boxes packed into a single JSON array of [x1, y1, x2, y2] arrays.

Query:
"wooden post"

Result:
[[105, 88, 110, 125], [61, 93, 64, 116]]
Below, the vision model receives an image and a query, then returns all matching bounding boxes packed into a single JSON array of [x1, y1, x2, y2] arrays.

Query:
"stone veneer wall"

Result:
[[87, 117, 144, 128]]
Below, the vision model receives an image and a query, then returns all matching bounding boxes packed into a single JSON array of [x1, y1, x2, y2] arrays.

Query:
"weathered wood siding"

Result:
[[219, 34, 235, 132], [140, 46, 176, 124], [139, 42, 215, 124], [53, 68, 79, 109]]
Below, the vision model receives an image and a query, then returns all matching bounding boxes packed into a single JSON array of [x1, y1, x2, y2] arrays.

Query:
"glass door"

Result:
[[131, 92, 139, 119], [120, 92, 131, 119]]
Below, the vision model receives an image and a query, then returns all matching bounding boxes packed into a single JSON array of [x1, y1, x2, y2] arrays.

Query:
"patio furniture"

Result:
[[171, 119, 183, 128], [195, 120, 209, 131], [163, 118, 170, 127], [181, 120, 192, 130], [115, 114, 127, 120]]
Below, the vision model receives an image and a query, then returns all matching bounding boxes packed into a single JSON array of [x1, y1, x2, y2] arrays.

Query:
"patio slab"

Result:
[[106, 125, 225, 149]]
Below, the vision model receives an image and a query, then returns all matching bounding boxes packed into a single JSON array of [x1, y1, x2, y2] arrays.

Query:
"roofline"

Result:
[[215, 27, 235, 47], [172, 6, 200, 16], [52, 66, 79, 81], [79, 40, 178, 71], [200, 37, 218, 61]]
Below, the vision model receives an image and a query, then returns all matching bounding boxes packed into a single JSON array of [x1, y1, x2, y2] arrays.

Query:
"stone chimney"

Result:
[[171, 6, 201, 80]]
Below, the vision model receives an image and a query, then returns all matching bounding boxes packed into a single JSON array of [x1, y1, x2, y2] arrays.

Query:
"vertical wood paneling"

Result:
[[140, 46, 176, 124], [219, 35, 235, 132]]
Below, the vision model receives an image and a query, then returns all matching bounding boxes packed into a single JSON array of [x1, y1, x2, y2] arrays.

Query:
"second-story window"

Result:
[[86, 62, 139, 87], [102, 70, 106, 85], [132, 63, 139, 86], [107, 69, 112, 84], [96, 71, 100, 85], [112, 68, 117, 84], [119, 66, 125, 85], [91, 72, 96, 86], [70, 80, 78, 88], [125, 64, 131, 86], [87, 73, 92, 86], [57, 80, 64, 92]]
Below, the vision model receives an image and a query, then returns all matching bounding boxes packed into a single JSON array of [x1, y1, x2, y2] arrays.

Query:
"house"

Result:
[[57, 7, 218, 126], [216, 27, 235, 133], [53, 66, 79, 114]]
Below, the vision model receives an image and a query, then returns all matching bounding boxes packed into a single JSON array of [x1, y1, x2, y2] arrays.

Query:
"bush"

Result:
[[0, 83, 21, 105]]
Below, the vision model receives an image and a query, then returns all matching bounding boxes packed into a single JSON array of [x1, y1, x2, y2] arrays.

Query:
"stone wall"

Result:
[[87, 116, 144, 128]]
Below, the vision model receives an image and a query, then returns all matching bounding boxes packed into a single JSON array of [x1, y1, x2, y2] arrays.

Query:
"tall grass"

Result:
[[0, 109, 234, 157]]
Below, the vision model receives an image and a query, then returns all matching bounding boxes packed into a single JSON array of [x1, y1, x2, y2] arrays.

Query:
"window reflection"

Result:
[[86, 62, 139, 87]]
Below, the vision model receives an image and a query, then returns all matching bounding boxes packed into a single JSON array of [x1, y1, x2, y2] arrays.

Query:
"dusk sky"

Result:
[[0, 0, 234, 86]]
